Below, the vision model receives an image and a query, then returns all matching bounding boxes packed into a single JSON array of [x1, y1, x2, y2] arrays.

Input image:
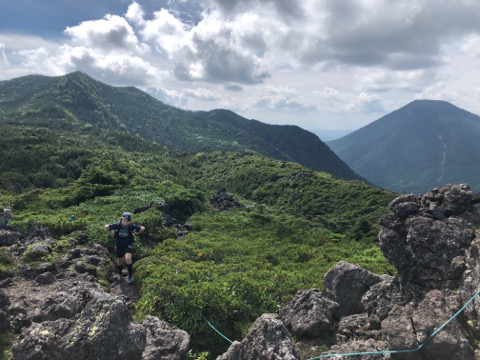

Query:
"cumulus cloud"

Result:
[[65, 14, 149, 53]]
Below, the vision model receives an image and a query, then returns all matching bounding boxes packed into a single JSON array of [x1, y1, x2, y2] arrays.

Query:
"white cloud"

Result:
[[65, 14, 149, 54], [0, 43, 9, 69]]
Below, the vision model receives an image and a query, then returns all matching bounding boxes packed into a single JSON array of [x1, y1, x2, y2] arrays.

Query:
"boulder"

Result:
[[279, 289, 338, 339], [216, 314, 301, 360], [140, 315, 190, 360], [323, 261, 383, 317]]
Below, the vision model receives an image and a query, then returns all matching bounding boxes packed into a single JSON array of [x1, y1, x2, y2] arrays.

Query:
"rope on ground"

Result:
[[201, 313, 234, 344], [200, 289, 480, 359]]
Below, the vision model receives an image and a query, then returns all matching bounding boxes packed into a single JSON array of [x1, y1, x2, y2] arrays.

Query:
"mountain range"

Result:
[[3, 71, 479, 196], [328, 100, 480, 193], [0, 71, 362, 182]]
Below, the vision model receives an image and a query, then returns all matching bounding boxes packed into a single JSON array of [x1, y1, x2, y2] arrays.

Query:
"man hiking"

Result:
[[105, 211, 145, 284]]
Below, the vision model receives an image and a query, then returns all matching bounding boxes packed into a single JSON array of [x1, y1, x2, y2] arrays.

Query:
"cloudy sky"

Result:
[[2, 0, 480, 133]]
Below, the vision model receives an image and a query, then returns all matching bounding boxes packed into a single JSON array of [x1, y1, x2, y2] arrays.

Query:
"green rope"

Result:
[[201, 314, 234, 344], [308, 288, 480, 359]]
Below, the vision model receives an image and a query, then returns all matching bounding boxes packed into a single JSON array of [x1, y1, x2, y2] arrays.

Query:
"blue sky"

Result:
[[2, 0, 480, 133]]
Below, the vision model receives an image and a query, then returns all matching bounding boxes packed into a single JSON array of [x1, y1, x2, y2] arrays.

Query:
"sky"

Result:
[[2, 0, 480, 132]]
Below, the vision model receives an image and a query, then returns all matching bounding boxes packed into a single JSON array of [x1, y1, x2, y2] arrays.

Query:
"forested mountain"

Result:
[[0, 71, 363, 182], [328, 100, 480, 193]]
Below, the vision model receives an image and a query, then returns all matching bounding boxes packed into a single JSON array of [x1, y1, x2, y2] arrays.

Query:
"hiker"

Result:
[[0, 208, 12, 230], [105, 211, 145, 284]]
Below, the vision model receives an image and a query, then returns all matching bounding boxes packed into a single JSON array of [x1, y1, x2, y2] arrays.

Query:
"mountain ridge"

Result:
[[0, 71, 363, 182]]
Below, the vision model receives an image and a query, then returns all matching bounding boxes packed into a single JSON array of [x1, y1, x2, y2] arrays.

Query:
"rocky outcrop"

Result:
[[216, 314, 302, 360], [0, 222, 190, 360], [216, 184, 480, 360]]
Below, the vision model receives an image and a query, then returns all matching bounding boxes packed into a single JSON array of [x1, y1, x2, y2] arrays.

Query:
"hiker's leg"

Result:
[[116, 246, 126, 275], [125, 252, 133, 277]]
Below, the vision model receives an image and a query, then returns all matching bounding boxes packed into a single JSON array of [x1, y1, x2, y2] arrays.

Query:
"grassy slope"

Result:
[[0, 122, 397, 356]]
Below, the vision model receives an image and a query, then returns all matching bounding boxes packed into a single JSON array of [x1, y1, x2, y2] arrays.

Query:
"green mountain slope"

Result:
[[0, 71, 363, 182], [328, 100, 480, 193], [0, 118, 397, 355]]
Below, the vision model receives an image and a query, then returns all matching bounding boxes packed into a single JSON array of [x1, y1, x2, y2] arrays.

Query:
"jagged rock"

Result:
[[0, 229, 20, 246], [425, 184, 473, 216], [11, 296, 147, 360], [216, 314, 301, 360], [279, 289, 339, 339], [324, 338, 390, 360], [24, 222, 55, 247], [210, 191, 242, 211], [335, 313, 382, 344], [361, 275, 405, 320], [381, 290, 474, 360], [140, 315, 190, 360], [8, 274, 147, 360], [379, 186, 476, 294], [323, 261, 383, 317]]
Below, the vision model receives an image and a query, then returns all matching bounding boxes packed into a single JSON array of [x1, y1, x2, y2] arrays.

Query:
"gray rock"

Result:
[[0, 229, 20, 246], [216, 314, 301, 360], [381, 290, 474, 360], [11, 292, 146, 360], [140, 315, 190, 360], [279, 289, 338, 339], [35, 272, 56, 285], [323, 261, 383, 317]]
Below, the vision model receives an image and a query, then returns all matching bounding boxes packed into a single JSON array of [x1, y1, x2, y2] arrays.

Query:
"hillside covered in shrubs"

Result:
[[0, 76, 398, 358]]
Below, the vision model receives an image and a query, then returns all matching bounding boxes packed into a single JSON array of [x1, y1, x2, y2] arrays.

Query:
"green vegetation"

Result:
[[0, 72, 399, 357]]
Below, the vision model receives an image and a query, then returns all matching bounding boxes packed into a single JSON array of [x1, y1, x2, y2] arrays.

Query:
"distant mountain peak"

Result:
[[329, 99, 480, 193]]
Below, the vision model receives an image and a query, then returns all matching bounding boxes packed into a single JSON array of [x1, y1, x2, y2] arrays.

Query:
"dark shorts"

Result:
[[116, 243, 134, 258]]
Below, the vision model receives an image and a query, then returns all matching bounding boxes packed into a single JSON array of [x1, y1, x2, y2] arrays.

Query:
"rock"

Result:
[[210, 191, 242, 211], [216, 314, 301, 360], [35, 272, 56, 285], [324, 338, 390, 360], [0, 229, 20, 246], [380, 194, 475, 294], [140, 315, 190, 360], [279, 289, 338, 339], [335, 313, 381, 344], [381, 290, 474, 360], [11, 290, 146, 360], [323, 261, 383, 317], [361, 275, 405, 320]]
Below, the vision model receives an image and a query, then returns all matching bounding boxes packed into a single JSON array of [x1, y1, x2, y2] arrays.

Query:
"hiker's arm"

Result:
[[133, 226, 145, 237]]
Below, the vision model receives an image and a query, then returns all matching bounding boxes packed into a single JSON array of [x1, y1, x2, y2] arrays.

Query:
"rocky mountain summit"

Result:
[[1, 184, 480, 359]]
